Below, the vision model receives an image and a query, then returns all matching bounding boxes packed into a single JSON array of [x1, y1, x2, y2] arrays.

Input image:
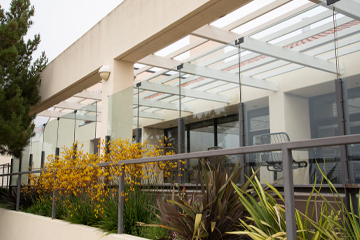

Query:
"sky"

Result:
[[1, 0, 123, 63]]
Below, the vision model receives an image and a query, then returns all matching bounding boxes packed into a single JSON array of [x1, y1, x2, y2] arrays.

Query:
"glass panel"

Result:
[[292, 147, 343, 185], [336, 0, 360, 184], [345, 86, 360, 183]]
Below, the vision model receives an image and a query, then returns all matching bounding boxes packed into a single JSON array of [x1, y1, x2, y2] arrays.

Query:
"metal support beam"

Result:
[[139, 81, 231, 103], [74, 90, 102, 100], [182, 62, 278, 91], [192, 25, 339, 74], [139, 55, 278, 91], [309, 0, 360, 21], [38, 110, 101, 122], [282, 147, 297, 239], [54, 101, 101, 113], [133, 109, 165, 120], [133, 97, 194, 112]]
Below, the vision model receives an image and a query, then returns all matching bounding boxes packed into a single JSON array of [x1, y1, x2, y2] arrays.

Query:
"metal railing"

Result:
[[1, 134, 360, 239], [0, 163, 10, 188]]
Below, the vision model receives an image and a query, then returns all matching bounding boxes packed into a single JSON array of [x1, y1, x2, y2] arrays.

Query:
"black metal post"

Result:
[[239, 103, 246, 185], [55, 148, 60, 158], [2, 165, 4, 187], [93, 138, 99, 155], [105, 135, 111, 154], [335, 78, 351, 209], [7, 163, 10, 188], [236, 37, 246, 185], [28, 154, 33, 185], [135, 82, 142, 144], [41, 151, 45, 169], [118, 165, 125, 234], [52, 146, 60, 219], [282, 147, 297, 239], [9, 159, 13, 191], [73, 110, 77, 143], [177, 63, 184, 185], [16, 157, 22, 211], [178, 118, 185, 185], [52, 175, 56, 219], [135, 128, 142, 144]]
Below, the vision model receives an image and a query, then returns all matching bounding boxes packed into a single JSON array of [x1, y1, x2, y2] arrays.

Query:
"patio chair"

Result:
[[260, 132, 308, 172]]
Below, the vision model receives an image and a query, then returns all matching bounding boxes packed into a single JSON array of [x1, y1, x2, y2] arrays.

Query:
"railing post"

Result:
[[52, 149, 59, 219], [7, 163, 10, 189], [52, 175, 56, 219], [2, 164, 4, 187], [9, 159, 13, 191], [118, 165, 125, 234], [16, 157, 22, 211], [282, 147, 296, 239], [105, 136, 111, 154], [41, 151, 45, 169], [28, 154, 33, 185]]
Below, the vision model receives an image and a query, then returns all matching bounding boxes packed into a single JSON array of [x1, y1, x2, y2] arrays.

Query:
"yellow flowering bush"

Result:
[[25, 137, 182, 220]]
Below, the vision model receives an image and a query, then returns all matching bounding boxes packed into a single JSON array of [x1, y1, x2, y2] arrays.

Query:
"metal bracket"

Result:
[[235, 37, 244, 45], [177, 64, 183, 70], [327, 0, 340, 6]]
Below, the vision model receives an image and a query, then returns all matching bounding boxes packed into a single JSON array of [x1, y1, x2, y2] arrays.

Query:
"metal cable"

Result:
[[333, 9, 339, 77], [56, 118, 60, 148], [42, 124, 46, 151], [179, 69, 181, 119], [95, 101, 98, 139], [74, 110, 77, 143], [137, 86, 140, 129], [238, 44, 242, 103]]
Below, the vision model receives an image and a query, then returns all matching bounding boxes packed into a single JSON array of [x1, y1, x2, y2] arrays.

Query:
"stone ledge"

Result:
[[0, 208, 148, 240]]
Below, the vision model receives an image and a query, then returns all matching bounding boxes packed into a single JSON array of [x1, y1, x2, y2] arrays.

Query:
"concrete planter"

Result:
[[0, 208, 148, 240]]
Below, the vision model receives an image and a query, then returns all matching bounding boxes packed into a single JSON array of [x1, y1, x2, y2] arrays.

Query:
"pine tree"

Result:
[[0, 0, 47, 158]]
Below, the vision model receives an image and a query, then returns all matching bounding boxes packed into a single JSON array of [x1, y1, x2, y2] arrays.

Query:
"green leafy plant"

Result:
[[229, 164, 360, 240], [0, 186, 36, 210], [142, 159, 261, 240]]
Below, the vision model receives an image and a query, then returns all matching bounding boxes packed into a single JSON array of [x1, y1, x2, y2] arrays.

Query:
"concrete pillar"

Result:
[[263, 92, 311, 184], [101, 60, 134, 142]]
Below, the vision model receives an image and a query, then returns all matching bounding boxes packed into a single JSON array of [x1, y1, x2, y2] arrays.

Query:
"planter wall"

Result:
[[0, 208, 148, 240]]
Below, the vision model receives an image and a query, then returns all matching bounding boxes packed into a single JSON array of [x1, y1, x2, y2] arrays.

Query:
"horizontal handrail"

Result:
[[1, 133, 360, 178]]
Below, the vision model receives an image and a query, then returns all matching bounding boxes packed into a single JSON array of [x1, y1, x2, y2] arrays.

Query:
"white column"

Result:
[[265, 92, 311, 184], [101, 60, 134, 142]]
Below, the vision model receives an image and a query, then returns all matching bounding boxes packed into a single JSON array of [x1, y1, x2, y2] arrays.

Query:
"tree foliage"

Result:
[[0, 0, 47, 158]]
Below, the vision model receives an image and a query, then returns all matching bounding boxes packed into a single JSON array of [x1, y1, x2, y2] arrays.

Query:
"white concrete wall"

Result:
[[0, 155, 10, 165], [0, 208, 148, 240]]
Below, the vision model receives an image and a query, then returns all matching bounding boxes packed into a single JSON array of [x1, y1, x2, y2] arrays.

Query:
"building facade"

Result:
[[7, 0, 360, 189]]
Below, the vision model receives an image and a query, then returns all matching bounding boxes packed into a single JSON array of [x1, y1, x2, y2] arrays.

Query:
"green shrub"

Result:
[[143, 159, 261, 240]]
